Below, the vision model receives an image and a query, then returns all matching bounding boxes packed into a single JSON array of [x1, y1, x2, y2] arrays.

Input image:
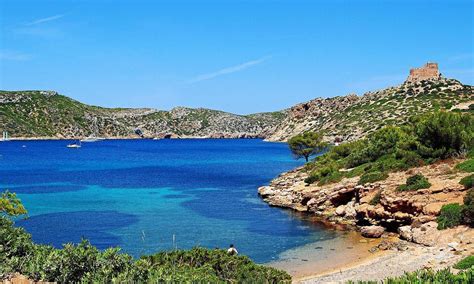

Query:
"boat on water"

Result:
[[1, 131, 9, 141], [80, 136, 104, 142], [67, 141, 82, 148], [80, 117, 104, 142]]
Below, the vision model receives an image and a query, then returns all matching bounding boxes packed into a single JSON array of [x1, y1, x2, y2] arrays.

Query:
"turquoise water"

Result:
[[0, 139, 340, 263]]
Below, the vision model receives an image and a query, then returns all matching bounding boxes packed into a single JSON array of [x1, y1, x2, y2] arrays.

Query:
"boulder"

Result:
[[360, 226, 385, 238], [398, 225, 413, 241], [335, 205, 346, 216], [344, 201, 357, 218]]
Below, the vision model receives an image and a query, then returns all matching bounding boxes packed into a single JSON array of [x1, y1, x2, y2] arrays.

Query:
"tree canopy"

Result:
[[0, 191, 27, 217], [288, 132, 327, 162]]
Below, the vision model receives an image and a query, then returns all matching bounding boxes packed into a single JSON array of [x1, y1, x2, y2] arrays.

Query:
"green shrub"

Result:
[[358, 171, 388, 185], [437, 203, 464, 230], [463, 188, 474, 227], [348, 267, 473, 284], [454, 255, 474, 270], [460, 174, 474, 189], [456, 159, 474, 173], [398, 174, 431, 191], [413, 112, 474, 160]]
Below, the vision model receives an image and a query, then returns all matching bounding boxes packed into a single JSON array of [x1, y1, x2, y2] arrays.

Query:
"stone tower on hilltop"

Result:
[[406, 62, 441, 82]]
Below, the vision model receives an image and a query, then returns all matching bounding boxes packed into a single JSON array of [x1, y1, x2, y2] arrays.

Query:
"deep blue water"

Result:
[[0, 139, 340, 263]]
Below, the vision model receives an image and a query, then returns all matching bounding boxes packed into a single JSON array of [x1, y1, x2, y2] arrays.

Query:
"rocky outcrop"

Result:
[[259, 159, 471, 238]]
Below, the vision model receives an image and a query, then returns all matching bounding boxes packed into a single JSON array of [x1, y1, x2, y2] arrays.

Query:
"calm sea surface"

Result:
[[0, 139, 341, 263]]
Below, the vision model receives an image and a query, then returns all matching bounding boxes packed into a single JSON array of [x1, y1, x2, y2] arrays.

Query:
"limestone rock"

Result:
[[398, 226, 413, 241], [360, 226, 385, 238]]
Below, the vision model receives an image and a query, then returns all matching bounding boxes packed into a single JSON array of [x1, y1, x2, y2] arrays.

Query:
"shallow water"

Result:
[[0, 139, 342, 263]]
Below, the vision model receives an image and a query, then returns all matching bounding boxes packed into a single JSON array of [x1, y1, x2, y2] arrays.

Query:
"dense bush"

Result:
[[460, 174, 474, 189], [456, 159, 474, 172], [0, 192, 291, 283], [463, 188, 474, 227], [348, 267, 473, 284], [398, 174, 431, 191], [437, 203, 464, 230], [412, 111, 474, 160], [301, 112, 474, 186], [454, 255, 474, 270], [358, 171, 388, 185]]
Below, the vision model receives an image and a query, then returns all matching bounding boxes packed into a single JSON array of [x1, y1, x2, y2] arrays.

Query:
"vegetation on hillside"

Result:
[[0, 192, 290, 283], [0, 91, 286, 138], [299, 111, 473, 187], [454, 255, 474, 270], [269, 77, 473, 142]]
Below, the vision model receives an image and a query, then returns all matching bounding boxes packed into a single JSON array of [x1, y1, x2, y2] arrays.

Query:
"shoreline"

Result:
[[265, 221, 473, 283], [1, 136, 268, 141], [266, 229, 388, 281]]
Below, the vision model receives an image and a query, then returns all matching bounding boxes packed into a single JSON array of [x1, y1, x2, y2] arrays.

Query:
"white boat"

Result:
[[80, 136, 104, 142], [1, 131, 9, 141], [80, 117, 104, 142], [67, 141, 81, 148]]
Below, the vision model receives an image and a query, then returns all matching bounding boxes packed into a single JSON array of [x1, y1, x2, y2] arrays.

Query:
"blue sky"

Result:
[[1, 0, 473, 114]]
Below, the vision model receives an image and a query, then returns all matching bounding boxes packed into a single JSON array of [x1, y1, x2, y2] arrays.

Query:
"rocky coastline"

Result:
[[258, 158, 470, 241], [259, 159, 474, 282]]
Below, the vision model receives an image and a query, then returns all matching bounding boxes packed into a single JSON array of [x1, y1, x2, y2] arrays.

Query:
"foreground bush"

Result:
[[398, 174, 431, 191], [348, 267, 473, 284], [0, 192, 291, 283], [454, 255, 474, 270], [437, 203, 464, 230]]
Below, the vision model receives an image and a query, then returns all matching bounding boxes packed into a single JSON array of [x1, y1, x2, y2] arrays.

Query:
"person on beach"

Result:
[[227, 244, 238, 255]]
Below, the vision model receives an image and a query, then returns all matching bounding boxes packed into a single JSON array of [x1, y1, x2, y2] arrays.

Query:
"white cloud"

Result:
[[26, 14, 64, 26], [187, 56, 271, 84], [0, 50, 31, 61]]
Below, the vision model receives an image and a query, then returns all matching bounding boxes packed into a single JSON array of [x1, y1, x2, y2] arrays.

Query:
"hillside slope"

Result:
[[266, 77, 474, 141], [0, 91, 286, 139], [1, 67, 473, 140]]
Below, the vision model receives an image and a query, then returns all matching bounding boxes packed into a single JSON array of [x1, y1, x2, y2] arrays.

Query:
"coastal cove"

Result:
[[0, 139, 349, 264]]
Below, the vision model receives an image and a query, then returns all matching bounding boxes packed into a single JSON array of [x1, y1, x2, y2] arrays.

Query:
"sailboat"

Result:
[[80, 117, 104, 142], [1, 131, 9, 141], [80, 136, 102, 142]]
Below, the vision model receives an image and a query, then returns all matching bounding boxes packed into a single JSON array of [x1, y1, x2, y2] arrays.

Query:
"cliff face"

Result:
[[266, 77, 473, 142], [0, 91, 287, 139]]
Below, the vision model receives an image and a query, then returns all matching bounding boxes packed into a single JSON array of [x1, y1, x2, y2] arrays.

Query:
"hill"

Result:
[[266, 77, 473, 141], [1, 63, 473, 140], [0, 90, 286, 139]]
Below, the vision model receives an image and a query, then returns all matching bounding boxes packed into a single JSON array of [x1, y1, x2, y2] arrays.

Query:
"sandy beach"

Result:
[[267, 231, 387, 280], [267, 224, 473, 283]]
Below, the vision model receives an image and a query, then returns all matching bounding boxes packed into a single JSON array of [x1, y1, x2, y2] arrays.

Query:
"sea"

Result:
[[0, 139, 342, 263]]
